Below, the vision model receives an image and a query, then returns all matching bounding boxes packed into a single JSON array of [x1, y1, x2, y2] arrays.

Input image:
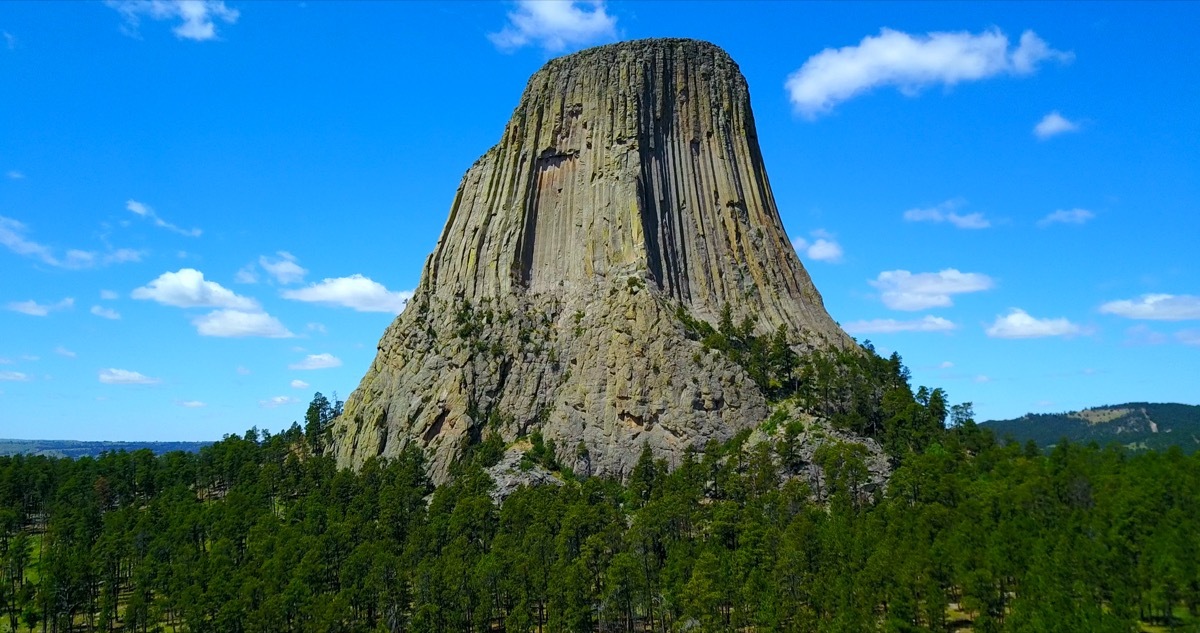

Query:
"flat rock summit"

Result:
[[331, 38, 853, 483]]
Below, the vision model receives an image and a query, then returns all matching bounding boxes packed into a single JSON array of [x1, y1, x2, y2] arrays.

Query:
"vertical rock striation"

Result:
[[331, 38, 853, 484]]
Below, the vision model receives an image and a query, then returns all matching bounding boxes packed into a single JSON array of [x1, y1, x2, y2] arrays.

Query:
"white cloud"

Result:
[[260, 395, 298, 408], [125, 200, 201, 237], [107, 0, 239, 42], [786, 27, 1072, 118], [1177, 330, 1200, 346], [306, 322, 327, 334], [259, 251, 307, 284], [0, 216, 140, 269], [843, 315, 957, 334], [1034, 111, 1080, 139], [7, 170, 23, 179], [236, 365, 251, 375], [192, 309, 294, 338], [133, 268, 258, 309], [1100, 294, 1200, 321], [986, 308, 1083, 338], [974, 375, 992, 383], [939, 361, 954, 369], [100, 289, 119, 300], [489, 0, 617, 53], [282, 274, 411, 313], [0, 216, 93, 268], [91, 305, 122, 320], [289, 353, 342, 370], [0, 216, 55, 264], [792, 229, 844, 263], [105, 248, 145, 264], [7, 298, 74, 316], [870, 269, 994, 311], [0, 371, 29, 382], [54, 346, 76, 358], [1037, 208, 1094, 227], [1124, 325, 1166, 346], [290, 379, 310, 389], [98, 368, 161, 385], [234, 264, 258, 284], [902, 199, 990, 229], [178, 400, 206, 408]]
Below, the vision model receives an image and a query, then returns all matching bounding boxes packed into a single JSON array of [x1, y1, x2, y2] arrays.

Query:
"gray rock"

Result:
[[485, 447, 564, 505], [331, 39, 854, 485]]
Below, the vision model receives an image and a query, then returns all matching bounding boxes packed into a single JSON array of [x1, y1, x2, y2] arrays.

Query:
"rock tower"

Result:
[[331, 38, 852, 483]]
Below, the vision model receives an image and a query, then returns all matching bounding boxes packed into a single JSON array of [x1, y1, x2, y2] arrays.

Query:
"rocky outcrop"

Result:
[[485, 447, 564, 505], [331, 38, 853, 484]]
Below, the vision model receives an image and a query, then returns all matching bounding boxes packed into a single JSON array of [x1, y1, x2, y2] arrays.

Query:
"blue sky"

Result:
[[1, 1, 1197, 441]]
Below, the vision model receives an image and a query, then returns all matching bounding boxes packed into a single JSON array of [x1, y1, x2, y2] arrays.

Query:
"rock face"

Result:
[[331, 38, 853, 484]]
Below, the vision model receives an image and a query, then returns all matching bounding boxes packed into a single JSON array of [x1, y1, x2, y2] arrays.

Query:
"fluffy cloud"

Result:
[[289, 353, 342, 370], [192, 309, 294, 338], [290, 379, 310, 389], [133, 268, 258, 309], [786, 28, 1072, 118], [489, 0, 617, 53], [91, 305, 122, 320], [259, 251, 307, 284], [1034, 111, 1080, 139], [902, 199, 990, 229], [282, 275, 411, 313], [260, 395, 297, 408], [792, 229, 844, 263], [0, 371, 29, 382], [7, 298, 74, 316], [107, 0, 239, 42], [985, 308, 1083, 338], [125, 200, 201, 237], [870, 269, 994, 311], [1038, 208, 1094, 227], [98, 368, 161, 385], [843, 315, 956, 334], [1099, 294, 1200, 321]]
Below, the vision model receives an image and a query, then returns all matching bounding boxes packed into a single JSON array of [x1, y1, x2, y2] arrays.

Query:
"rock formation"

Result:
[[331, 38, 853, 484]]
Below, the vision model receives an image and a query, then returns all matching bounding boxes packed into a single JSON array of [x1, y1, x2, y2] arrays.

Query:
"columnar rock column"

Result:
[[331, 38, 852, 484]]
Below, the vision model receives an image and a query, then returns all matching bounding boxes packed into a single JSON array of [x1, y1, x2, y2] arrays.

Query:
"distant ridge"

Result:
[[981, 402, 1200, 453], [0, 439, 212, 459]]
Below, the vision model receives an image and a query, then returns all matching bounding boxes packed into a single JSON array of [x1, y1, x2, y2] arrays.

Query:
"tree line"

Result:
[[1, 383, 1198, 631]]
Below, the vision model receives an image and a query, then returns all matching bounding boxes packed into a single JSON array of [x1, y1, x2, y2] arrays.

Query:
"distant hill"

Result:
[[0, 439, 212, 459], [982, 402, 1200, 453]]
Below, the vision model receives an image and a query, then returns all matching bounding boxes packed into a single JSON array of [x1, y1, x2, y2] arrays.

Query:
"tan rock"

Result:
[[331, 38, 853, 484]]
